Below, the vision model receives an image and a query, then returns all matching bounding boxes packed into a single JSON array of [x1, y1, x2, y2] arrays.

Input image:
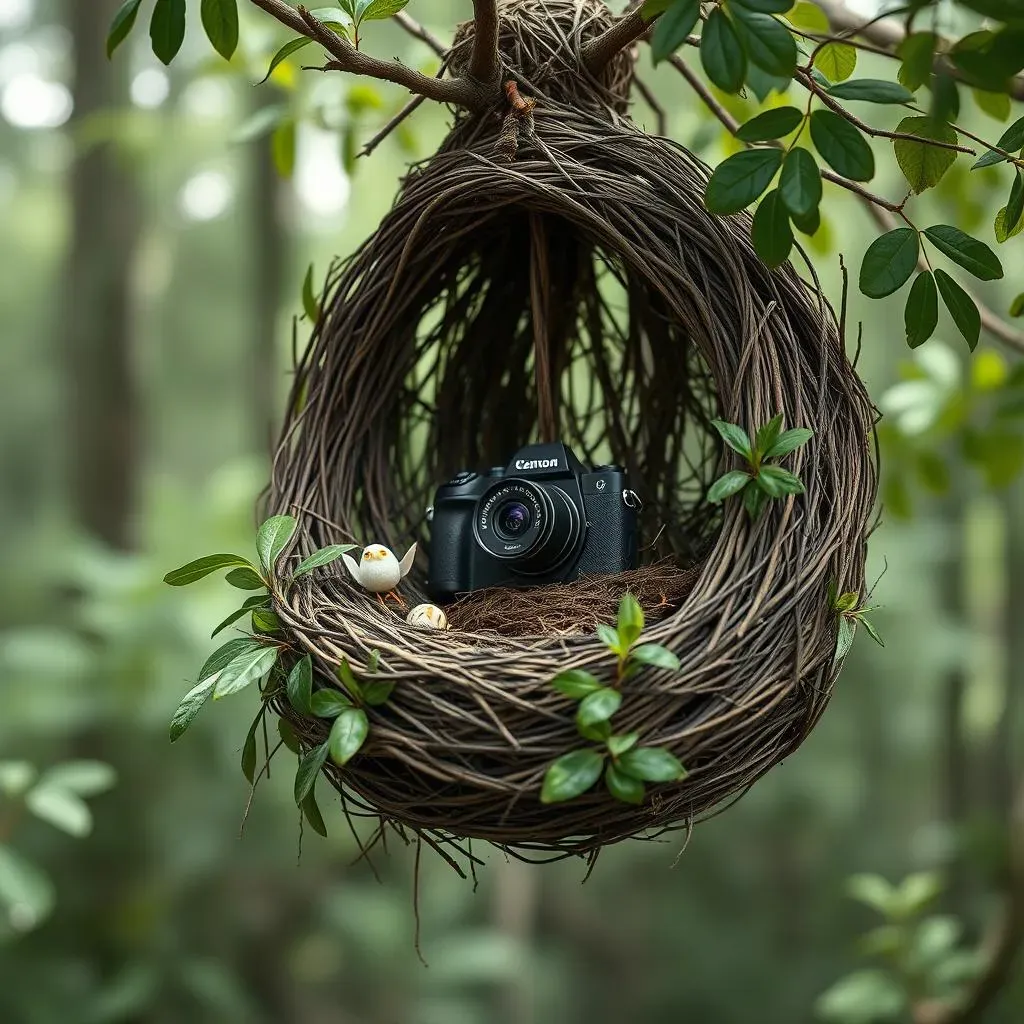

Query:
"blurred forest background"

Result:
[[1, 0, 1022, 1021]]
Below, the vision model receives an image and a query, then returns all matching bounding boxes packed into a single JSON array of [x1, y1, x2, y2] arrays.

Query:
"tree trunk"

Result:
[[60, 0, 141, 550]]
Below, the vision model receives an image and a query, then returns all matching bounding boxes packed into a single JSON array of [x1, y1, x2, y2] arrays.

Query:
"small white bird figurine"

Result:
[[406, 603, 449, 631], [342, 542, 417, 608]]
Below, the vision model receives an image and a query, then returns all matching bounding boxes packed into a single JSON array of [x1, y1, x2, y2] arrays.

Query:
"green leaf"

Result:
[[834, 591, 859, 613], [816, 970, 907, 1023], [764, 427, 813, 458], [199, 637, 265, 684], [730, 8, 797, 77], [201, 0, 239, 60], [744, 480, 769, 519], [0, 762, 36, 797], [995, 114, 1024, 153], [905, 271, 939, 349], [251, 609, 281, 633], [293, 544, 358, 578], [596, 623, 622, 654], [150, 0, 186, 65], [650, 0, 701, 64], [751, 189, 794, 269], [809, 110, 874, 181], [995, 203, 1024, 242], [107, 0, 143, 58], [366, 650, 381, 673], [708, 470, 752, 502], [259, 36, 314, 84], [924, 225, 1003, 281], [814, 42, 856, 83], [363, 0, 411, 18], [278, 719, 302, 754], [577, 688, 623, 733], [272, 118, 297, 179], [846, 873, 898, 914], [294, 742, 329, 804], [26, 785, 92, 837], [213, 646, 279, 698], [704, 148, 784, 215], [38, 762, 116, 797], [790, 205, 820, 236], [287, 656, 314, 715], [973, 148, 1007, 170], [893, 872, 942, 919], [225, 567, 266, 591], [170, 679, 214, 742], [1003, 171, 1024, 242], [605, 763, 646, 804], [311, 689, 353, 718], [241, 714, 259, 784], [897, 32, 936, 92], [745, 64, 790, 101], [757, 465, 805, 496], [736, 106, 803, 143], [974, 88, 1011, 122], [301, 791, 328, 837], [257, 515, 297, 573], [893, 116, 959, 193], [0, 844, 55, 931], [328, 708, 369, 766], [552, 669, 604, 699], [827, 79, 915, 103], [631, 644, 682, 671], [540, 749, 605, 804], [834, 615, 856, 660], [859, 228, 920, 299], [211, 595, 270, 638], [700, 9, 747, 93], [618, 747, 687, 783], [860, 616, 884, 646], [1011, 293, 1024, 318], [302, 264, 321, 323], [779, 150, 820, 222], [362, 679, 395, 706], [732, 0, 793, 12], [336, 659, 363, 701], [617, 593, 644, 649], [641, 0, 675, 16], [607, 732, 640, 757], [711, 418, 754, 458], [164, 553, 253, 586]]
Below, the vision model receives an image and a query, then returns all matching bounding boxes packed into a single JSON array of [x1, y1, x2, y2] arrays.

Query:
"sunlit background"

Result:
[[1, 1, 1022, 1022]]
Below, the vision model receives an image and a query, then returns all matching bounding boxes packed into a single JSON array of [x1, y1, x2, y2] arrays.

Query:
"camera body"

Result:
[[426, 442, 639, 602]]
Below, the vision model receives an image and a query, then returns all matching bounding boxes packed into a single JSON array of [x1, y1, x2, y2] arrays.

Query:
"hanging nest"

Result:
[[263, 0, 878, 863]]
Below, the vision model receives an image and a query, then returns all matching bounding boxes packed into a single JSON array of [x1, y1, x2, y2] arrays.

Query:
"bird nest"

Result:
[[261, 0, 877, 865]]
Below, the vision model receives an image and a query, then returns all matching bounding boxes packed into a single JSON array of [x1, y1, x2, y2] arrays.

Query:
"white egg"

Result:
[[406, 603, 449, 630]]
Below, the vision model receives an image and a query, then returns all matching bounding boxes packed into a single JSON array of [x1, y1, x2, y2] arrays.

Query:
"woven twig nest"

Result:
[[263, 0, 877, 863]]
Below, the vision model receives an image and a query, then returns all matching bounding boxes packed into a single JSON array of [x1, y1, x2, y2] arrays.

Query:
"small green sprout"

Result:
[[829, 581, 884, 661]]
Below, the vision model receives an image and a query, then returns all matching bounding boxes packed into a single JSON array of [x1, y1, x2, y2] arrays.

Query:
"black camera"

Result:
[[426, 442, 639, 602]]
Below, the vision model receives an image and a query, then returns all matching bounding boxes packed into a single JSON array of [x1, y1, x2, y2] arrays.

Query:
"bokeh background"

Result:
[[1, 1, 1022, 1021]]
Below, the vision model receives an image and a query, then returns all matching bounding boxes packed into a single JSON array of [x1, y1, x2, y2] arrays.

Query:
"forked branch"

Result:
[[581, 1, 653, 76], [469, 0, 502, 84]]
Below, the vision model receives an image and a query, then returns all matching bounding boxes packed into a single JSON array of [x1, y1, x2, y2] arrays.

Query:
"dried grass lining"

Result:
[[261, 0, 878, 866]]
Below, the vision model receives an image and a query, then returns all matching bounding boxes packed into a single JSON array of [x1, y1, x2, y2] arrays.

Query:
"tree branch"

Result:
[[633, 76, 666, 137], [393, 10, 447, 59], [813, 0, 1024, 101], [246, 1, 490, 108], [469, 0, 501, 84], [581, 2, 651, 77]]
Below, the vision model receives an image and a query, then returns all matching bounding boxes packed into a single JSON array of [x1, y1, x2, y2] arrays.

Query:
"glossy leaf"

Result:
[[606, 763, 646, 804], [859, 228, 920, 299], [732, 0, 794, 11], [827, 79, 915, 103], [336, 659, 363, 701], [301, 791, 328, 836], [259, 36, 314, 84], [935, 269, 981, 351], [164, 553, 252, 586], [700, 9, 747, 93], [617, 593, 644, 649], [552, 669, 603, 699], [764, 428, 813, 458], [650, 0, 701, 63], [213, 646, 279, 698], [736, 106, 802, 143], [256, 515, 297, 573], [607, 732, 640, 758], [107, 0, 143, 58], [706, 147, 784, 216], [287, 656, 314, 715], [294, 743, 329, 804], [198, 638, 265, 684], [225, 567, 266, 591], [1003, 171, 1024, 242], [311, 689, 353, 718], [363, 0, 412, 18], [540, 749, 604, 804], [631, 644, 682, 671], [618, 747, 687, 783], [328, 708, 369, 766], [278, 719, 302, 754], [757, 465, 806, 496], [361, 680, 395, 706], [814, 42, 856, 83], [577, 688, 623, 732], [251, 609, 281, 633], [169, 679, 215, 742], [995, 114, 1024, 153], [995, 204, 1024, 242], [923, 225, 1003, 281], [779, 149, 821, 219], [150, 0, 186, 65], [893, 116, 959, 193], [730, 8, 797, 78], [751, 189, 794, 269], [809, 110, 874, 181], [744, 482, 769, 520], [973, 148, 1007, 170], [241, 714, 260, 784], [211, 595, 270, 638], [302, 264, 320, 323], [596, 623, 622, 653], [711, 418, 754, 458], [201, 0, 239, 60], [708, 470, 751, 502], [905, 272, 939, 349], [293, 544, 358, 578]]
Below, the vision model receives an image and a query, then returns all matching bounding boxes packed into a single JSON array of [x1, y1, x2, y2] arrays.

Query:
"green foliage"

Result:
[[256, 515, 297, 573], [106, 0, 143, 58], [829, 583, 884, 661], [700, 9, 746, 92], [904, 272, 939, 349], [200, 0, 239, 61], [935, 269, 982, 351], [650, 0, 700, 64], [705, 148, 784, 214], [809, 110, 875, 181], [328, 708, 370, 766], [708, 414, 813, 518], [826, 80, 915, 104], [859, 229, 919, 299], [150, 0, 187, 66], [752, 189, 794, 267]]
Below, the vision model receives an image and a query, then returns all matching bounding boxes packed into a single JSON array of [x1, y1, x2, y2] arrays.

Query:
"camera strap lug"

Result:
[[622, 489, 642, 511]]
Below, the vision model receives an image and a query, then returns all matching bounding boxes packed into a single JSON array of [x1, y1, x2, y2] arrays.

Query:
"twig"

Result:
[[581, 1, 652, 76], [392, 10, 446, 59], [633, 76, 667, 137], [359, 94, 426, 158], [469, 0, 501, 85]]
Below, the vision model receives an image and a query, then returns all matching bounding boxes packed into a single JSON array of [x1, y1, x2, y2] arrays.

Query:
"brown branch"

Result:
[[359, 94, 425, 158], [246, 0, 491, 108], [469, 0, 501, 84], [392, 10, 446, 59], [581, 2, 651, 77], [813, 0, 1024, 102], [633, 76, 667, 137]]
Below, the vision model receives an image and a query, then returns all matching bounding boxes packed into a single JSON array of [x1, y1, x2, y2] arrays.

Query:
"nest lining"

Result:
[[261, 0, 878, 862]]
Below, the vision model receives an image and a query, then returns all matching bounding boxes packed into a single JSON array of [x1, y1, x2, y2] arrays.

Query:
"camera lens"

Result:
[[496, 501, 532, 539]]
